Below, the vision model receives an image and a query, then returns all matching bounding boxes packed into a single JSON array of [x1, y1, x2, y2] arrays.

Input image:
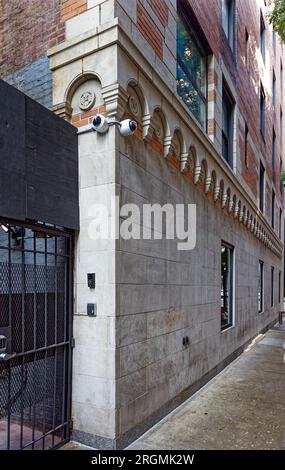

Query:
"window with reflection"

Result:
[[258, 260, 264, 313], [177, 13, 207, 128], [221, 242, 234, 330], [222, 0, 235, 51], [260, 83, 266, 137], [222, 79, 235, 166], [271, 266, 274, 307], [260, 11, 266, 62]]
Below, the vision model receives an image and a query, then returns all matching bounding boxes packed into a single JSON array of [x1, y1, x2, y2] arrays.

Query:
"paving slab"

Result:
[[127, 329, 285, 450]]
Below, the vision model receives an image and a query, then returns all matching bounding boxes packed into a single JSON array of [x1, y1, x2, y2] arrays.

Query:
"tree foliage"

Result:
[[268, 0, 285, 43]]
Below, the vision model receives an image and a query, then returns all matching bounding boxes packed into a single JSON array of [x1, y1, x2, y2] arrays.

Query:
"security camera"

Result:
[[119, 119, 137, 137], [92, 114, 109, 134], [91, 115, 137, 136]]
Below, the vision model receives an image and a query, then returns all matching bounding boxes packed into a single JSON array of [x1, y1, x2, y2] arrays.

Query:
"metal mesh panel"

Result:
[[0, 221, 72, 450]]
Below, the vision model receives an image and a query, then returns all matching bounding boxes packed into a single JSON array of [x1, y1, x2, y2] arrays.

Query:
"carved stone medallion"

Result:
[[79, 91, 96, 111]]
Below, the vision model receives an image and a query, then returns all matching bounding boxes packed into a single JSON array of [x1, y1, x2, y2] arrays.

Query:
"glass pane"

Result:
[[258, 262, 263, 313], [177, 16, 206, 128], [222, 134, 229, 162], [10, 226, 24, 250], [0, 224, 9, 248], [177, 63, 206, 127], [177, 17, 206, 93], [56, 237, 66, 256], [35, 231, 46, 252], [271, 268, 274, 306], [46, 234, 56, 254], [221, 244, 233, 329], [222, 100, 230, 138], [23, 228, 34, 251], [222, 0, 229, 38]]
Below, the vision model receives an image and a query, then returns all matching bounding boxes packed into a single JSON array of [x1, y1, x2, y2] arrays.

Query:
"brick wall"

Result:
[[0, 0, 65, 106], [119, 0, 283, 224], [137, 0, 167, 60], [0, 0, 64, 77], [0, 0, 91, 107], [176, 0, 284, 230], [61, 0, 88, 22], [1, 0, 283, 225]]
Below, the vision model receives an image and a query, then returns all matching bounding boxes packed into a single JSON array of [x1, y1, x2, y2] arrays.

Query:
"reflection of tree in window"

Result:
[[177, 15, 207, 128]]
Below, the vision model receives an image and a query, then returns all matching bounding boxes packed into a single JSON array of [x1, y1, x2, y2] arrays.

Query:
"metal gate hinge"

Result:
[[71, 338, 75, 348]]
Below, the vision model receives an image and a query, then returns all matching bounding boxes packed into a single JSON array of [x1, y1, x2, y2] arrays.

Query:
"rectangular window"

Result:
[[271, 189, 275, 229], [280, 108, 283, 144], [272, 128, 276, 173], [258, 261, 264, 313], [245, 122, 249, 167], [221, 242, 234, 331], [245, 28, 249, 66], [271, 266, 274, 307], [260, 83, 266, 138], [272, 70, 276, 107], [273, 30, 276, 53], [259, 160, 265, 212], [177, 13, 208, 129], [222, 0, 235, 51], [280, 208, 282, 239], [260, 11, 266, 62], [279, 270, 282, 303], [222, 79, 235, 166]]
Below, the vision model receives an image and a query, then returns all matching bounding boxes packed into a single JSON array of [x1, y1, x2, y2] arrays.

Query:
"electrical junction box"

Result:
[[87, 303, 96, 317], [87, 273, 96, 289]]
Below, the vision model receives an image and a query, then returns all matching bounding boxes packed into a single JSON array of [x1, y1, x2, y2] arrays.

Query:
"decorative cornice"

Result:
[[116, 82, 283, 258], [47, 22, 283, 258], [51, 101, 72, 120]]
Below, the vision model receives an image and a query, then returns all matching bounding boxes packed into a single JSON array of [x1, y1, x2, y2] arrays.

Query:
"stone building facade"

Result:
[[1, 0, 284, 449]]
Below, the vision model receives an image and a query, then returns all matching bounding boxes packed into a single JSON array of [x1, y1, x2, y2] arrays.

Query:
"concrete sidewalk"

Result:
[[127, 328, 285, 450]]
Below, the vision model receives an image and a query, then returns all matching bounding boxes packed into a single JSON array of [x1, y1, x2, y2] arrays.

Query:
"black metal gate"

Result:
[[0, 219, 73, 450]]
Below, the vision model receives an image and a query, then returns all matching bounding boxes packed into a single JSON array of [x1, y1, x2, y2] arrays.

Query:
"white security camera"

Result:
[[92, 114, 109, 134], [119, 119, 137, 136], [91, 114, 137, 137]]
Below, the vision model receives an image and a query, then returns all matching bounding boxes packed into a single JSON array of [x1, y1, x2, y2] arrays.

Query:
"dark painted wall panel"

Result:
[[0, 80, 79, 230]]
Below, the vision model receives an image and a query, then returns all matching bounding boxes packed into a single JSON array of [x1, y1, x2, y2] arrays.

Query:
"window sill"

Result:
[[221, 324, 235, 334]]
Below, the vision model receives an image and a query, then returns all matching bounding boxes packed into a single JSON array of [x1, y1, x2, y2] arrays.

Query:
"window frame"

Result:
[[271, 266, 274, 307], [222, 79, 235, 167], [280, 107, 283, 144], [272, 127, 276, 173], [222, 0, 235, 52], [259, 160, 265, 213], [260, 83, 266, 138], [273, 29, 276, 53], [245, 28, 249, 67], [221, 241, 235, 331], [258, 260, 264, 313], [176, 10, 209, 130], [271, 189, 275, 229], [272, 69, 276, 107], [260, 10, 266, 63], [245, 122, 249, 168]]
